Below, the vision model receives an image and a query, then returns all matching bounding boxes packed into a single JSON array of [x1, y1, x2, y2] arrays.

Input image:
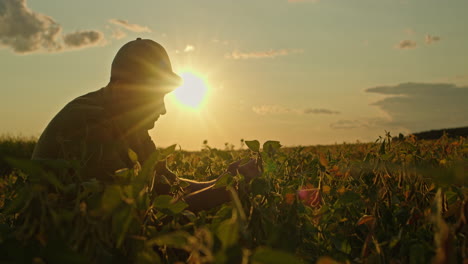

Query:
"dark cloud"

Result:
[[63, 30, 104, 48], [365, 82, 468, 132], [304, 108, 340, 115], [0, 0, 62, 53], [0, 0, 105, 54], [366, 82, 456, 96], [395, 40, 417, 50]]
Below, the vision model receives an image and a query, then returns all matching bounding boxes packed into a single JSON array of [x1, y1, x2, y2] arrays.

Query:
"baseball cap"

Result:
[[110, 38, 182, 92]]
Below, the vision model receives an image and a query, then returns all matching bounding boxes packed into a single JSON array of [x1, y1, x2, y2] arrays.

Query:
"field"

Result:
[[0, 134, 467, 263]]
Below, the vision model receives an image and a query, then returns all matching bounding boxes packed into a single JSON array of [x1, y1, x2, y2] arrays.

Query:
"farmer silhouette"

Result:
[[32, 38, 260, 212]]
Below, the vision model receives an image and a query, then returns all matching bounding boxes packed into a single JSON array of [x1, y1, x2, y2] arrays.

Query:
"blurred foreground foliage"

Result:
[[0, 133, 467, 263], [0, 135, 36, 176]]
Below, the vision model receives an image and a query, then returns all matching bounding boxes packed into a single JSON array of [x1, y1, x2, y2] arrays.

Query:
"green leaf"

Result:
[[42, 172, 66, 190], [181, 210, 197, 222], [216, 150, 232, 160], [251, 247, 303, 264], [153, 195, 187, 215], [115, 168, 132, 179], [136, 248, 162, 264], [213, 173, 233, 189], [167, 200, 188, 214], [7, 158, 65, 190], [212, 205, 233, 230], [101, 185, 122, 213], [245, 140, 260, 152], [128, 148, 139, 163], [63, 183, 77, 194], [136, 151, 160, 187], [6, 158, 45, 176], [114, 206, 133, 248], [160, 144, 177, 158], [148, 231, 191, 248], [332, 238, 351, 254], [263, 141, 281, 153], [227, 186, 247, 222], [3, 187, 31, 215], [445, 191, 458, 204], [153, 195, 173, 208], [381, 153, 393, 161], [339, 191, 361, 204], [379, 139, 386, 155], [216, 216, 239, 249], [215, 245, 243, 264], [179, 180, 190, 188], [251, 177, 270, 196], [43, 237, 89, 264], [409, 244, 428, 264], [81, 179, 103, 194]]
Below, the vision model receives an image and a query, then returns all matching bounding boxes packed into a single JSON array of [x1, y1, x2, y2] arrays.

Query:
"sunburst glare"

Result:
[[173, 71, 208, 110]]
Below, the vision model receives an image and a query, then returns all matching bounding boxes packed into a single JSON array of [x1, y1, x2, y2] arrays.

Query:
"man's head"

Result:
[[108, 38, 182, 131], [111, 38, 182, 88]]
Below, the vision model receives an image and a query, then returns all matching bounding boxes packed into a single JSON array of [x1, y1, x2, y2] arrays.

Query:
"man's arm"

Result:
[[152, 158, 262, 212]]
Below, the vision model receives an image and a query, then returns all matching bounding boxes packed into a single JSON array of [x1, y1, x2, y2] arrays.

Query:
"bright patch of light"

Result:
[[173, 71, 208, 109]]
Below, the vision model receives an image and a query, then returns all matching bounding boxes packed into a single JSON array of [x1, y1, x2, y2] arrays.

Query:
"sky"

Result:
[[1, 0, 468, 150]]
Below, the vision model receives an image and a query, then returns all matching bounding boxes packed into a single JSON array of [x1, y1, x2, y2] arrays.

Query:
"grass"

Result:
[[0, 135, 36, 175], [0, 133, 467, 263]]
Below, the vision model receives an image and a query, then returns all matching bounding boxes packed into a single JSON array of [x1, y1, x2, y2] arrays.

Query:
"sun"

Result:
[[173, 71, 208, 110]]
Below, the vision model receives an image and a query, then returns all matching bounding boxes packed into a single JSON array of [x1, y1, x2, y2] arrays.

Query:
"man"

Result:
[[32, 38, 260, 212]]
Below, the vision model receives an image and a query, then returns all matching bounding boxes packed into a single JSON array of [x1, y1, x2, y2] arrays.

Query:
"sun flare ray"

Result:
[[172, 71, 209, 110]]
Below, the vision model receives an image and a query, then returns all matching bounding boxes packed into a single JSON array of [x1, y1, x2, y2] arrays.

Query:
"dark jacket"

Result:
[[32, 88, 156, 181]]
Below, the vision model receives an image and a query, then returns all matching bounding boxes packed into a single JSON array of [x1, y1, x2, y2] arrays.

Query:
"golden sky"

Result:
[[1, 0, 468, 150]]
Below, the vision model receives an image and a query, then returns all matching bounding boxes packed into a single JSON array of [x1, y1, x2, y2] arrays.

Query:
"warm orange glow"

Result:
[[172, 71, 209, 110]]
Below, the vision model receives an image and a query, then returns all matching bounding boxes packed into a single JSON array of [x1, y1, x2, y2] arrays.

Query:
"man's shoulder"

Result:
[[41, 88, 113, 140], [62, 88, 107, 121], [58, 88, 116, 138], [32, 88, 114, 159]]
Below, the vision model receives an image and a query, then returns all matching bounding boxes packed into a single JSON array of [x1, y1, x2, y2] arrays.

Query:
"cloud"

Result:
[[366, 82, 458, 96], [111, 28, 126, 40], [225, 49, 303, 59], [435, 73, 468, 86], [288, 0, 320, 2], [453, 73, 468, 85], [212, 38, 229, 45], [174, 45, 195, 54], [395, 40, 417, 50], [365, 82, 468, 132], [253, 105, 339, 115], [330, 120, 369, 129], [0, 0, 62, 53], [0, 0, 105, 54], [425, 34, 441, 44], [63, 30, 105, 49], [108, 19, 151, 33], [304, 108, 340, 114], [252, 105, 294, 115], [404, 28, 415, 36], [184, 45, 195, 52]]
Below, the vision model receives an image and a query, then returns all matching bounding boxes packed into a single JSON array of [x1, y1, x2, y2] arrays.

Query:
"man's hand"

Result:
[[154, 160, 177, 183], [227, 158, 262, 182], [227, 160, 242, 176]]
